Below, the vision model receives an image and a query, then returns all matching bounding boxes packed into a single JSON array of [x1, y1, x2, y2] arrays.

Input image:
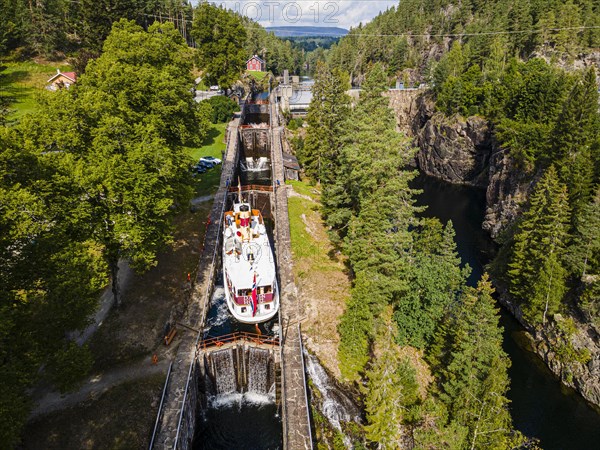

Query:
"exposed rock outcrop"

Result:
[[415, 111, 491, 188], [387, 89, 600, 408], [497, 290, 600, 408], [482, 148, 534, 238], [387, 91, 529, 235], [387, 91, 493, 188], [384, 89, 422, 136]]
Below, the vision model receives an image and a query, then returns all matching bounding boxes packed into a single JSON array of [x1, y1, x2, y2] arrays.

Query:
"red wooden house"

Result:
[[246, 55, 265, 72]]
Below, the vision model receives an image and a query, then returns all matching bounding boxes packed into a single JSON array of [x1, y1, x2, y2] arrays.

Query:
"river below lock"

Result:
[[412, 173, 600, 450]]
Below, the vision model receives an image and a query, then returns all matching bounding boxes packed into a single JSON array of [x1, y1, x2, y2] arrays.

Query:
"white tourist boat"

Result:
[[222, 186, 279, 324]]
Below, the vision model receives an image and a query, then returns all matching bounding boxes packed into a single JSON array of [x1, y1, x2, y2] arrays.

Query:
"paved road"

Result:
[[74, 260, 132, 345], [190, 194, 215, 206], [30, 358, 169, 418]]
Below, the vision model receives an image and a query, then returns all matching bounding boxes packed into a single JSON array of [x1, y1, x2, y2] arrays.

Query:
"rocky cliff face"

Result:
[[536, 319, 600, 407], [387, 90, 600, 408], [415, 110, 491, 188], [383, 89, 422, 136], [387, 91, 526, 236], [388, 91, 493, 188], [482, 148, 534, 238]]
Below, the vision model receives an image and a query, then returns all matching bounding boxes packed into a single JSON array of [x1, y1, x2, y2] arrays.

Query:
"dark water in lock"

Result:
[[202, 273, 279, 339], [192, 274, 281, 450], [194, 400, 282, 450], [243, 113, 270, 125], [412, 172, 600, 450], [193, 92, 283, 449], [253, 92, 270, 102]]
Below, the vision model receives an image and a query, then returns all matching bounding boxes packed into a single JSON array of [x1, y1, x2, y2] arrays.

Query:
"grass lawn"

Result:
[[186, 122, 228, 195], [1, 60, 72, 120], [287, 180, 340, 272], [286, 179, 351, 378], [186, 122, 227, 161], [246, 70, 270, 82], [286, 179, 319, 200]]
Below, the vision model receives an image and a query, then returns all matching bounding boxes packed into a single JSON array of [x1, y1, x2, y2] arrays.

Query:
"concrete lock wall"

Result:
[[151, 97, 312, 450]]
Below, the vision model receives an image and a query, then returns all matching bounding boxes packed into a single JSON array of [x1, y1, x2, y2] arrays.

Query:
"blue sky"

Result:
[[209, 1, 398, 29]]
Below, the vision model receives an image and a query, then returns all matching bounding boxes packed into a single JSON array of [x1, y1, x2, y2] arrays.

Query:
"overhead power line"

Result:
[[274, 25, 600, 38]]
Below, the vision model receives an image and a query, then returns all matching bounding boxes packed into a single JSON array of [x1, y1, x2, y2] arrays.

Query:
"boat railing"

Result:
[[234, 292, 275, 305], [199, 331, 280, 350], [227, 184, 274, 193], [239, 124, 269, 129]]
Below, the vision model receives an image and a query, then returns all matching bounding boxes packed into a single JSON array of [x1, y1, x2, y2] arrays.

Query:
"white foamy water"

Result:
[[208, 391, 275, 409], [304, 351, 361, 448], [204, 286, 229, 331], [241, 157, 270, 172]]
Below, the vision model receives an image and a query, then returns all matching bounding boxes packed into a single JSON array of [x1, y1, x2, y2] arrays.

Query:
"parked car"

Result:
[[199, 156, 222, 165], [196, 160, 215, 169]]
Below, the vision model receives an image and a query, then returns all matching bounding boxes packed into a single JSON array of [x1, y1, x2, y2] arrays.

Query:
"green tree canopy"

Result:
[[202, 95, 240, 124], [362, 307, 420, 449], [508, 166, 571, 325], [192, 3, 247, 88], [298, 62, 350, 185], [0, 126, 106, 447], [394, 219, 469, 349], [430, 274, 520, 450]]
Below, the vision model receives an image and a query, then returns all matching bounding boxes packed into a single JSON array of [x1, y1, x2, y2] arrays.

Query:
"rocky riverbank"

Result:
[[496, 286, 600, 409]]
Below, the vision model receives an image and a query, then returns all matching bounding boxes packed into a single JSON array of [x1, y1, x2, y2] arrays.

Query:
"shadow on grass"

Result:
[[201, 124, 222, 147], [1, 67, 41, 119], [2, 69, 31, 84]]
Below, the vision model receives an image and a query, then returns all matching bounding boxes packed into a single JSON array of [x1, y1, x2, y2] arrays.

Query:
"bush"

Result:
[[287, 118, 303, 131], [203, 95, 239, 123]]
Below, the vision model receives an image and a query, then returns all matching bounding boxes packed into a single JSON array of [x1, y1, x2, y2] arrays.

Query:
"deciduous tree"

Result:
[[395, 219, 469, 349]]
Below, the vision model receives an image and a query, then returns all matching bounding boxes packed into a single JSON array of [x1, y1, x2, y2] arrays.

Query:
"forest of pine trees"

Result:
[[0, 0, 302, 76], [292, 0, 600, 446], [298, 62, 525, 448], [328, 0, 600, 80], [324, 0, 600, 339]]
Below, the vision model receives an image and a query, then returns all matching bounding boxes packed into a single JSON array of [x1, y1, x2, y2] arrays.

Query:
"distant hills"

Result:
[[266, 26, 348, 38]]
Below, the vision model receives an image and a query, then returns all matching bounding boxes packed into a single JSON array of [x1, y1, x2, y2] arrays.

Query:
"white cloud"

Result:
[[210, 1, 398, 29]]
